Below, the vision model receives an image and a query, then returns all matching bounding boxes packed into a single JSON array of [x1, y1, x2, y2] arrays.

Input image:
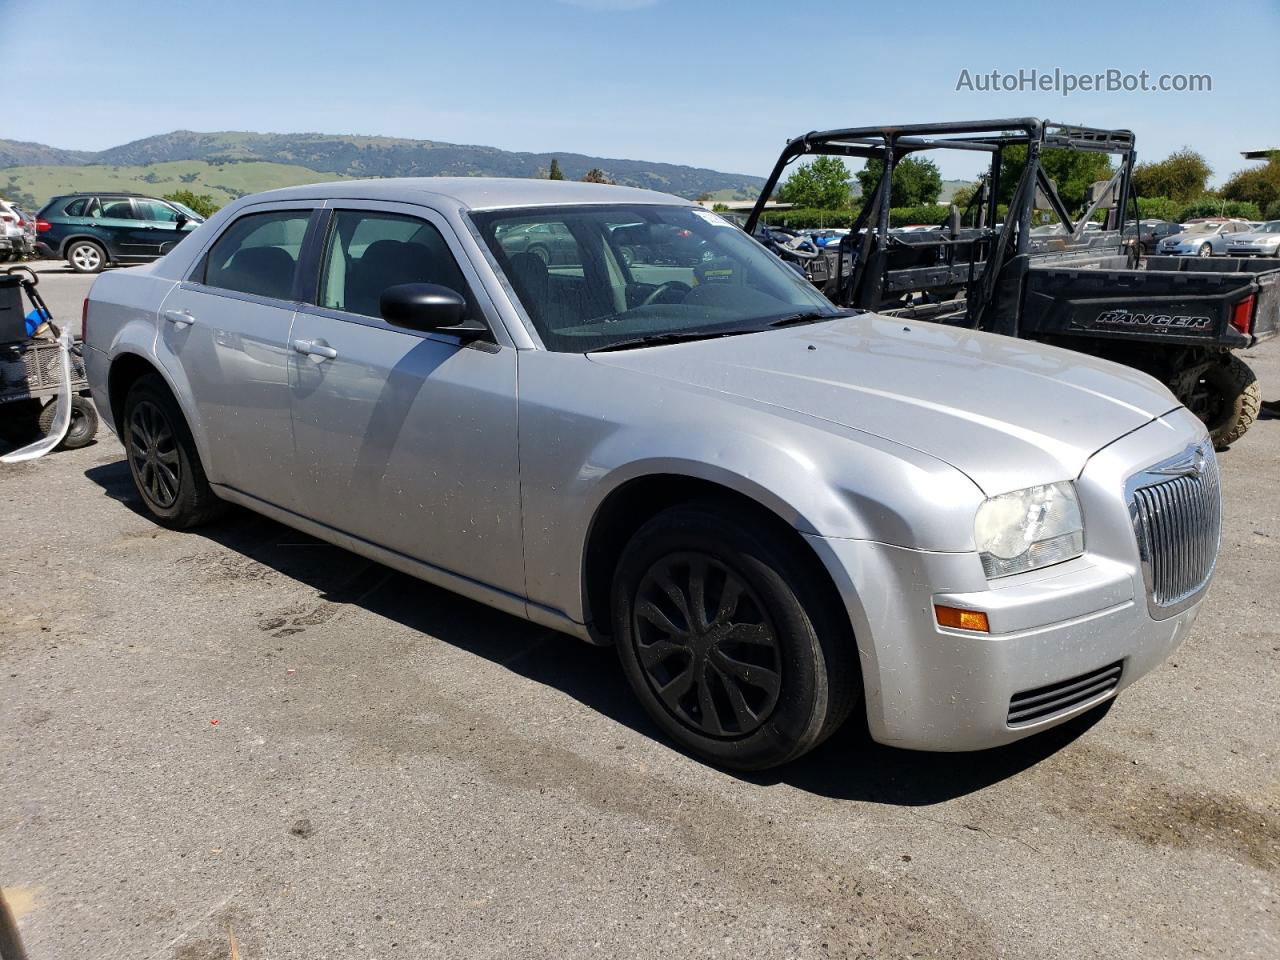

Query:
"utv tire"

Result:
[[122, 374, 225, 528], [67, 240, 106, 273], [38, 394, 98, 450], [1202, 355, 1261, 449], [613, 500, 859, 770]]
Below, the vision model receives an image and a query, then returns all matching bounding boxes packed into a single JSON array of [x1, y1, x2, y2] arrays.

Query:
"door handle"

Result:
[[162, 309, 195, 328], [292, 338, 337, 360]]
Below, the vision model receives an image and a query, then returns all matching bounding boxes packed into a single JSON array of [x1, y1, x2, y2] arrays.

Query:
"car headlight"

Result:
[[974, 481, 1084, 579]]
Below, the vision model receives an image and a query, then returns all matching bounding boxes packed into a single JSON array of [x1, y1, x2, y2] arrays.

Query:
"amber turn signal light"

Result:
[[934, 605, 990, 633]]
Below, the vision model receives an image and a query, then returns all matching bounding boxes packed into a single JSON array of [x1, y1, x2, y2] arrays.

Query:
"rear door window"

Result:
[[201, 210, 312, 300], [99, 198, 138, 220]]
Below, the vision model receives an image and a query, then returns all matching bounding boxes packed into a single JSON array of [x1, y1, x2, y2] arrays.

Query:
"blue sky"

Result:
[[1, 0, 1276, 185]]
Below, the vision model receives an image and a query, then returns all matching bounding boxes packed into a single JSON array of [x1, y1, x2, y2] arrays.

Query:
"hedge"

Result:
[[1137, 196, 1263, 223], [761, 204, 967, 230]]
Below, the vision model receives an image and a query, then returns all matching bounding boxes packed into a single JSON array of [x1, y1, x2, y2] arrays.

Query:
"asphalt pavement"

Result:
[[1, 263, 1277, 959]]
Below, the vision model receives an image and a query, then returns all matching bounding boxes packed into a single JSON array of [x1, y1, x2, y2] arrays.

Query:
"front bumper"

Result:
[[1227, 246, 1280, 256], [806, 407, 1215, 751]]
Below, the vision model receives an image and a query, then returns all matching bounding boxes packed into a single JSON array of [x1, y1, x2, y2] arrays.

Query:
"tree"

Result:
[[779, 156, 852, 209], [854, 155, 943, 208], [997, 145, 1113, 213], [581, 168, 614, 184], [1221, 152, 1280, 218], [163, 190, 221, 218], [548, 158, 565, 181], [1131, 148, 1212, 202]]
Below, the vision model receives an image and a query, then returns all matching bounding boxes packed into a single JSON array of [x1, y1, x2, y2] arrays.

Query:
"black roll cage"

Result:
[[743, 118, 1138, 319]]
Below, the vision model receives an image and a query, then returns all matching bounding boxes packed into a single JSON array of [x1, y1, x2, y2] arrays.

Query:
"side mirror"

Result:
[[380, 283, 483, 337], [175, 214, 189, 229]]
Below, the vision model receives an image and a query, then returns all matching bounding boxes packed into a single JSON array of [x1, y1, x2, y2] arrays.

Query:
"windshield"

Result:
[[1182, 222, 1219, 234], [470, 204, 842, 352], [1256, 221, 1280, 234]]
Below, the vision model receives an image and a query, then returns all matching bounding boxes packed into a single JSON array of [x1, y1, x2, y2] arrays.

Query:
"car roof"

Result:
[[234, 177, 692, 212], [50, 191, 157, 199]]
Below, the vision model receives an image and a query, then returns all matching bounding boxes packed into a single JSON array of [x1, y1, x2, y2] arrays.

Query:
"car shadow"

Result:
[[83, 457, 1107, 806]]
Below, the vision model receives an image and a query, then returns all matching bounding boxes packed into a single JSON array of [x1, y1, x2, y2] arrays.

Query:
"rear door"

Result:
[[286, 202, 524, 597], [154, 203, 320, 509], [95, 197, 153, 259]]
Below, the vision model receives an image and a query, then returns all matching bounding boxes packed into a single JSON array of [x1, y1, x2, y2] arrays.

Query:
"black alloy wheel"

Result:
[[127, 398, 182, 509], [632, 552, 782, 738]]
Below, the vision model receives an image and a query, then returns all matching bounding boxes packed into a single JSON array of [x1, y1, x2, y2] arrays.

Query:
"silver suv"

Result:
[[82, 179, 1220, 769]]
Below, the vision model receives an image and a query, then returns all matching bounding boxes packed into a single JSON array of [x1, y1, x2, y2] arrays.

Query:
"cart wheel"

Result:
[[37, 395, 99, 450], [1198, 355, 1261, 450]]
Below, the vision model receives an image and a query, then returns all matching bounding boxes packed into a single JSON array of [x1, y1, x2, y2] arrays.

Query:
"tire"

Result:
[[1201, 355, 1261, 449], [528, 244, 550, 265], [122, 374, 225, 528], [612, 500, 859, 770], [1198, 243, 1212, 258], [37, 395, 99, 450], [67, 240, 106, 273]]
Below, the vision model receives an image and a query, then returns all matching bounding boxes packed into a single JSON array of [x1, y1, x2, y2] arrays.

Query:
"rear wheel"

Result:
[[1195, 355, 1261, 449], [612, 501, 858, 770], [122, 374, 224, 528], [67, 240, 106, 273]]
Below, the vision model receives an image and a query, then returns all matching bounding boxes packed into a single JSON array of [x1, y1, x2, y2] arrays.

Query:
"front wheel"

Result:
[[67, 240, 106, 273], [122, 374, 225, 528], [612, 501, 859, 770], [1198, 243, 1212, 258]]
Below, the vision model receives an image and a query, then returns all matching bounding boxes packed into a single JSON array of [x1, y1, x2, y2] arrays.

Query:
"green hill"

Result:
[[0, 160, 349, 209], [0, 130, 766, 207]]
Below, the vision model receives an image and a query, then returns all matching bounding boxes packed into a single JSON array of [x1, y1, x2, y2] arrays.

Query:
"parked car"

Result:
[[495, 220, 578, 265], [1156, 219, 1252, 257], [1226, 220, 1280, 257], [84, 178, 1220, 769], [1123, 219, 1184, 254], [0, 199, 29, 262], [35, 192, 205, 273]]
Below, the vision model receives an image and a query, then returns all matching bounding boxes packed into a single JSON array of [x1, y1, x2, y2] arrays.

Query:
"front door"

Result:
[[154, 205, 317, 509], [132, 198, 194, 257], [287, 204, 524, 597]]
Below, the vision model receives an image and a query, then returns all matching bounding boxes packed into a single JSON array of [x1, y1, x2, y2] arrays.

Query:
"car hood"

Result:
[[1230, 232, 1280, 244], [588, 314, 1180, 495]]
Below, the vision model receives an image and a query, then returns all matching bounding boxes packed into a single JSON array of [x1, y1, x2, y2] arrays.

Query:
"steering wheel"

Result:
[[640, 280, 692, 307]]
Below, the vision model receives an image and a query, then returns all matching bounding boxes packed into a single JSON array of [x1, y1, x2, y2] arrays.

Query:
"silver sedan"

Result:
[[1226, 219, 1280, 257], [1157, 219, 1252, 256], [81, 178, 1219, 768]]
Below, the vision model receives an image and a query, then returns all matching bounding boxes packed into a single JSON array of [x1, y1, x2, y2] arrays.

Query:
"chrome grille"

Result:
[[1128, 444, 1220, 617]]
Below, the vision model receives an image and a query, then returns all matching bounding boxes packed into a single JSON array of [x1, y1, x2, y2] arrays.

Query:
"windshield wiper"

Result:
[[767, 310, 854, 328], [587, 329, 755, 353]]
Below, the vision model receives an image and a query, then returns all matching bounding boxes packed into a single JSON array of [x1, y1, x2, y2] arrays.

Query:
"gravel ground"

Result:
[[1, 264, 1277, 959]]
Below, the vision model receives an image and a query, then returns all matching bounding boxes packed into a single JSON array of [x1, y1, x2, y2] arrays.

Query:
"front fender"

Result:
[[516, 352, 983, 624]]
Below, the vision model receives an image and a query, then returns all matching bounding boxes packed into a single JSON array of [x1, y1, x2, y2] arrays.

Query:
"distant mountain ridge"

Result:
[[0, 130, 765, 199]]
